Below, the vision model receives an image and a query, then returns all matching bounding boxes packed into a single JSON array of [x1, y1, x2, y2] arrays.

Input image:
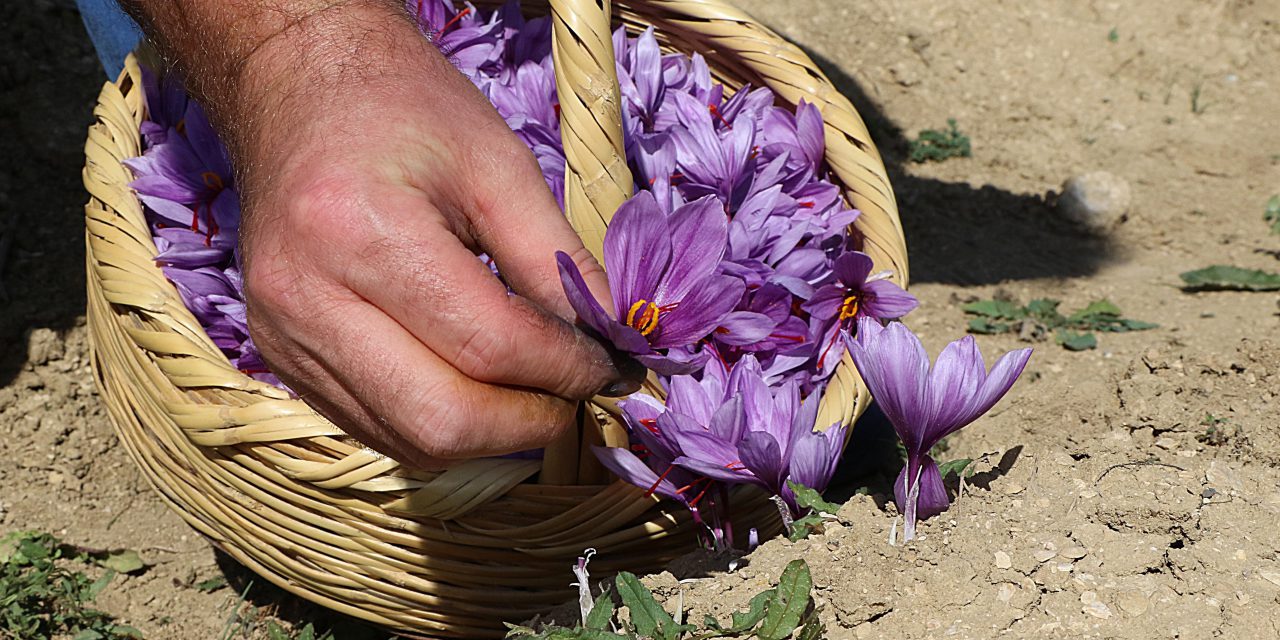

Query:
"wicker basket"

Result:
[[81, 0, 908, 636]]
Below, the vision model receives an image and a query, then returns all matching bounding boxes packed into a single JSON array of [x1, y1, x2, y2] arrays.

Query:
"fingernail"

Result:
[[598, 377, 642, 398]]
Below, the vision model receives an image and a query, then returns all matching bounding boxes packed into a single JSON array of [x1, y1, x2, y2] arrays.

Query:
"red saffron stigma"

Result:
[[639, 418, 661, 435], [816, 328, 842, 370], [707, 104, 733, 129], [645, 464, 676, 497], [205, 207, 219, 247], [798, 201, 815, 209], [189, 202, 201, 232], [441, 8, 472, 34]]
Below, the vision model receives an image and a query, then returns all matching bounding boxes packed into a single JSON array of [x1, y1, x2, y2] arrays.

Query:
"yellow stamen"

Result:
[[201, 171, 224, 190], [839, 295, 860, 321], [626, 299, 661, 336]]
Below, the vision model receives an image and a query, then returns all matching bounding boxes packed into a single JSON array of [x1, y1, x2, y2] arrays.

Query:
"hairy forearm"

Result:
[[117, 0, 444, 195]]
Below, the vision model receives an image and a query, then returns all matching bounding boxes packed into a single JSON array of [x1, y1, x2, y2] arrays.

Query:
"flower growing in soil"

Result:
[[557, 192, 744, 375], [846, 318, 1031, 541]]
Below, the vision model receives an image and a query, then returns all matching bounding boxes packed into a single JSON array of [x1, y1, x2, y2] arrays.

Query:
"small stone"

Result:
[[1080, 590, 1099, 605], [1061, 546, 1089, 560], [1002, 483, 1025, 495], [1260, 571, 1280, 587], [1083, 599, 1113, 619], [1057, 171, 1132, 233], [1154, 437, 1176, 450], [1201, 487, 1218, 499], [997, 583, 1016, 602], [1206, 462, 1242, 490], [1116, 590, 1149, 616], [1033, 548, 1058, 563], [994, 551, 1012, 569]]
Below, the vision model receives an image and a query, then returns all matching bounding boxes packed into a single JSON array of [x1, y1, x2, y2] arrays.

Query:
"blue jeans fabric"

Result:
[[75, 0, 144, 78]]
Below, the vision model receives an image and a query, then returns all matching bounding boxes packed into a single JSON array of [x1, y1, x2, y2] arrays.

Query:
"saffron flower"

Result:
[[804, 251, 918, 323], [668, 357, 847, 516], [557, 192, 744, 375], [847, 318, 1031, 540]]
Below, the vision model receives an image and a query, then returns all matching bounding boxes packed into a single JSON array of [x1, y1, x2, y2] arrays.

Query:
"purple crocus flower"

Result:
[[557, 192, 744, 375], [804, 251, 918, 323], [846, 318, 1032, 540], [408, 0, 504, 78], [665, 357, 847, 515]]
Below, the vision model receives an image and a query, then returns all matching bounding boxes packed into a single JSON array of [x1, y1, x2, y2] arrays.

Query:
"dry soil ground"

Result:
[[2, 0, 1279, 638]]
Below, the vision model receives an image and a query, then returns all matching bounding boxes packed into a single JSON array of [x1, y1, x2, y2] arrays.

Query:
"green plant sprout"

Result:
[[962, 298, 1157, 351], [908, 119, 971, 163], [507, 560, 822, 640], [1265, 195, 1280, 234], [0, 531, 143, 639]]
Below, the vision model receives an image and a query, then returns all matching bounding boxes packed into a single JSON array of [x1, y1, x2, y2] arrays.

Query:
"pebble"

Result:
[[1206, 462, 1242, 491], [1057, 171, 1132, 233], [1260, 571, 1280, 587], [994, 551, 1012, 569], [1115, 590, 1149, 616], [1081, 594, 1113, 619], [1033, 548, 1058, 563], [1061, 546, 1089, 560]]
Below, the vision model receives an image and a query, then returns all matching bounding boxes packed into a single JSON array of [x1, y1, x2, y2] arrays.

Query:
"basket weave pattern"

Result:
[[82, 0, 907, 636]]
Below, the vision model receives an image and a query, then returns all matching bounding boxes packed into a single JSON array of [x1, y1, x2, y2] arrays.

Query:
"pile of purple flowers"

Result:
[[127, 0, 1030, 547]]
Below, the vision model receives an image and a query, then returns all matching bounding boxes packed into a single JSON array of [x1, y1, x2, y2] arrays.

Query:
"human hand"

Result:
[[138, 1, 639, 466]]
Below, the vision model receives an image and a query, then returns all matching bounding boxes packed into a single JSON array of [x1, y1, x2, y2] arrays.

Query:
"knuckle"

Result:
[[400, 380, 470, 459], [451, 318, 511, 380]]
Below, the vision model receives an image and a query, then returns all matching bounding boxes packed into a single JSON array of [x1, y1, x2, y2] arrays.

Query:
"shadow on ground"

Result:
[[802, 47, 1120, 286], [0, 1, 101, 386]]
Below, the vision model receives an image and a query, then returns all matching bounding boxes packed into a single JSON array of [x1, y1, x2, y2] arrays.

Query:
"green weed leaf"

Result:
[[1180, 265, 1280, 291], [1056, 331, 1098, 351], [585, 592, 614, 631], [937, 458, 975, 480], [757, 560, 813, 640], [194, 576, 227, 593], [909, 119, 971, 163], [787, 481, 841, 515], [1266, 195, 1280, 234], [95, 550, 145, 575], [616, 572, 689, 640]]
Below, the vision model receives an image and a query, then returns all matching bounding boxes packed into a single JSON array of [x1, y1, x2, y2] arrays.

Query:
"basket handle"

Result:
[[549, 0, 634, 262], [539, 0, 635, 484]]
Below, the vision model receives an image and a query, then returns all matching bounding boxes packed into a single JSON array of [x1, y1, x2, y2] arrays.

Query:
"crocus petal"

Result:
[[848, 319, 931, 453], [801, 284, 845, 320], [794, 100, 826, 170], [833, 251, 875, 287], [787, 424, 847, 496], [861, 279, 919, 320], [673, 455, 758, 486], [894, 454, 950, 522], [634, 352, 704, 376], [657, 196, 730, 301], [649, 274, 744, 348], [922, 335, 988, 444], [738, 430, 785, 494], [555, 251, 649, 353], [603, 192, 671, 314], [593, 446, 679, 499], [952, 346, 1034, 438], [714, 311, 776, 346]]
